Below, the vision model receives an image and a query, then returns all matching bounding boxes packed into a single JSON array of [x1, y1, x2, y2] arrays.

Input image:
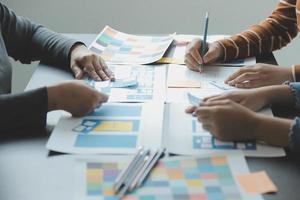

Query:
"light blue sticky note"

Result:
[[187, 92, 203, 106], [111, 77, 138, 88]]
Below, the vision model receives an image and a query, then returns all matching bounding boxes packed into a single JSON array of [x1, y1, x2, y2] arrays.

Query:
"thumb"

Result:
[[71, 65, 84, 79], [203, 47, 219, 64]]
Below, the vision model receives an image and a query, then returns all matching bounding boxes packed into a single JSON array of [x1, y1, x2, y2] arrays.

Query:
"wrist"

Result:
[[284, 66, 294, 82], [47, 85, 62, 111], [254, 114, 292, 146], [259, 85, 291, 105], [69, 43, 86, 66]]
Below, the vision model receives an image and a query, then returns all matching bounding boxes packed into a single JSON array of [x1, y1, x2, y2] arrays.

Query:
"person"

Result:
[[0, 3, 115, 134], [185, 0, 299, 89], [185, 82, 300, 152]]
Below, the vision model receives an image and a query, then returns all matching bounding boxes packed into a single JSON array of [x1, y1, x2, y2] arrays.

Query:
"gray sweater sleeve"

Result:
[[0, 87, 48, 134], [0, 3, 81, 135], [0, 3, 79, 68]]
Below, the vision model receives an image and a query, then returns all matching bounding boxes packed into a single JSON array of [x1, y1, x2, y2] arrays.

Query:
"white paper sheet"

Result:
[[46, 103, 164, 154], [164, 103, 285, 157], [88, 65, 166, 103]]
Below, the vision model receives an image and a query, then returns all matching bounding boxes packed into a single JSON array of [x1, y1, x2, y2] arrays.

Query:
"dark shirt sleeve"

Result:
[[0, 3, 79, 68], [0, 87, 48, 135]]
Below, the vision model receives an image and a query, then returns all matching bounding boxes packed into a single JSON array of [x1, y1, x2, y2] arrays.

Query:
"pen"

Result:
[[118, 150, 150, 198], [136, 148, 165, 188], [113, 147, 143, 193], [200, 12, 209, 72]]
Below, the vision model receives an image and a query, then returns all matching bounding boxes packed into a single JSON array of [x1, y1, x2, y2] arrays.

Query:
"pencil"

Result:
[[200, 12, 209, 72]]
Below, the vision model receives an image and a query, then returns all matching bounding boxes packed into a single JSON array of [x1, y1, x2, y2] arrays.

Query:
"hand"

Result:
[[184, 39, 224, 72], [225, 63, 293, 88], [69, 44, 115, 81], [203, 89, 270, 111], [47, 81, 108, 117], [185, 100, 291, 146], [185, 100, 259, 141]]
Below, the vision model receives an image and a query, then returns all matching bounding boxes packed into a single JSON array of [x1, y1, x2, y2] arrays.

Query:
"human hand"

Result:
[[185, 100, 259, 141], [203, 89, 270, 111], [225, 63, 293, 88], [69, 44, 115, 81], [47, 81, 108, 117], [184, 39, 224, 72]]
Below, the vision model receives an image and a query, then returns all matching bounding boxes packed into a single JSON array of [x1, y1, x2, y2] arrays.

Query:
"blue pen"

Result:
[[200, 12, 209, 72]]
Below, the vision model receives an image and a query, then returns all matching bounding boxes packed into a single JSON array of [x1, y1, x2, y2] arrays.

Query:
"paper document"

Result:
[[46, 103, 164, 154], [75, 153, 263, 200], [164, 103, 285, 157], [89, 26, 173, 64], [88, 64, 166, 103]]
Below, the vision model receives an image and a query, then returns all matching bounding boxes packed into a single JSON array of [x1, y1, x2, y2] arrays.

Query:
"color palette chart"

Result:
[[82, 155, 249, 200], [87, 65, 166, 102], [192, 119, 257, 150], [89, 26, 173, 64], [73, 104, 142, 149]]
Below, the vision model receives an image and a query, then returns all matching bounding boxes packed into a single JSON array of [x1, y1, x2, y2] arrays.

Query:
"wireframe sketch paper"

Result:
[[89, 26, 174, 65], [166, 64, 242, 103], [87, 65, 166, 103], [164, 103, 285, 157], [46, 103, 164, 154], [75, 153, 263, 200], [157, 34, 256, 66]]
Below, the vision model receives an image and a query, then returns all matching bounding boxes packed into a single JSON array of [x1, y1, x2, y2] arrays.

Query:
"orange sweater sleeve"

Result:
[[217, 0, 298, 62]]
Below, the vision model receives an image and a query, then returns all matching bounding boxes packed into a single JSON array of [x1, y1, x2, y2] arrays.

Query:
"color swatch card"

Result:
[[157, 34, 256, 66], [89, 26, 174, 64], [75, 154, 263, 200], [87, 65, 166, 103], [164, 103, 285, 157], [46, 103, 164, 154]]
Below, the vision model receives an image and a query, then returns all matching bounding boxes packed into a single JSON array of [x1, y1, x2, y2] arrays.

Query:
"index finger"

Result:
[[99, 58, 115, 81]]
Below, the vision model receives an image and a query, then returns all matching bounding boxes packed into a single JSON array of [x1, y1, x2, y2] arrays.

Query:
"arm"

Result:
[[218, 0, 298, 61], [0, 88, 48, 134], [0, 3, 78, 68], [0, 81, 109, 135]]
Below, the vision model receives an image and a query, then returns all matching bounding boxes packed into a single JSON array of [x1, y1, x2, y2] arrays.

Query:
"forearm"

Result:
[[254, 114, 292, 147], [259, 85, 294, 106], [0, 87, 48, 134], [217, 0, 298, 61]]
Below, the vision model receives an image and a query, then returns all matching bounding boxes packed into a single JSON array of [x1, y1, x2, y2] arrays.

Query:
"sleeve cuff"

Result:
[[289, 117, 300, 152], [287, 82, 300, 109]]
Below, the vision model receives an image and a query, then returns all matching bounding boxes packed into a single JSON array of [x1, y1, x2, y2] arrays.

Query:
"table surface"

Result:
[[0, 34, 299, 200]]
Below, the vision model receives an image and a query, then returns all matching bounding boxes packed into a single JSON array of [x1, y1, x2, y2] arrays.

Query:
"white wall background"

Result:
[[2, 0, 300, 92]]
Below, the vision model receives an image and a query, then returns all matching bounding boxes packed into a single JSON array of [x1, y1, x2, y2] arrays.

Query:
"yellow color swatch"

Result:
[[94, 121, 133, 132], [237, 171, 277, 194]]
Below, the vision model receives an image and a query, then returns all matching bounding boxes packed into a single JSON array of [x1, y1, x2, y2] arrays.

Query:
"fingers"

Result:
[[83, 65, 101, 81], [201, 99, 233, 107], [185, 54, 200, 72], [227, 72, 260, 86], [185, 106, 197, 114], [225, 66, 257, 83], [71, 65, 84, 79], [185, 39, 202, 72], [235, 80, 261, 88], [93, 58, 109, 81], [99, 58, 115, 81]]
